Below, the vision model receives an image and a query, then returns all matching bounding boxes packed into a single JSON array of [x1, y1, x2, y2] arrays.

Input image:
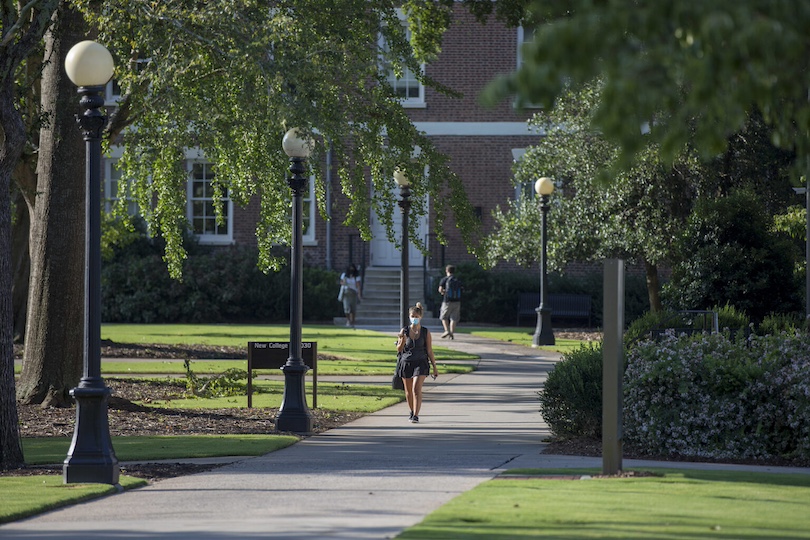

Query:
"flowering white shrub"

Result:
[[624, 331, 810, 461]]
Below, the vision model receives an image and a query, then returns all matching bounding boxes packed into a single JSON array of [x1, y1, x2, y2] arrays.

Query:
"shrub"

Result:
[[663, 189, 802, 322], [624, 305, 751, 350], [538, 343, 603, 439], [758, 312, 806, 335], [441, 263, 649, 326], [624, 332, 810, 461], [102, 242, 341, 323], [624, 309, 682, 349], [713, 303, 749, 334]]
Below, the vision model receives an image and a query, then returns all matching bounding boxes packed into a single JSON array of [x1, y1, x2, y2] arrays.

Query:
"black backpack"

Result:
[[445, 276, 462, 301]]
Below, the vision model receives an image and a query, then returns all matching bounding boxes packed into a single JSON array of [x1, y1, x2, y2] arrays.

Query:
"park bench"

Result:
[[516, 292, 592, 326]]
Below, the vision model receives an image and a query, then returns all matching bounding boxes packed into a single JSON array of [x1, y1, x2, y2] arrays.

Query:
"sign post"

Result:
[[247, 342, 317, 409], [602, 259, 624, 475]]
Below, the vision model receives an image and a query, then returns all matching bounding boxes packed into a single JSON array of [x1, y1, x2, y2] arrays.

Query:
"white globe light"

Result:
[[282, 128, 314, 158], [65, 41, 115, 87], [393, 167, 410, 187], [535, 177, 555, 196]]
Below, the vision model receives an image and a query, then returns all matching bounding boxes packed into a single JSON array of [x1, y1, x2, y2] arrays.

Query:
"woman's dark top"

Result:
[[395, 326, 431, 378]]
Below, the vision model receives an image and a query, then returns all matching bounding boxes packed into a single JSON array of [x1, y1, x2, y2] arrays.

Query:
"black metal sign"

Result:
[[247, 342, 317, 408]]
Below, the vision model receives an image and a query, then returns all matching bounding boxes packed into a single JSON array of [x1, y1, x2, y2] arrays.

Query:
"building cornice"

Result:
[[414, 122, 543, 137]]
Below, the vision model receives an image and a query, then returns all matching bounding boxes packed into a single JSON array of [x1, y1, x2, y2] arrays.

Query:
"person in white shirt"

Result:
[[340, 264, 362, 327]]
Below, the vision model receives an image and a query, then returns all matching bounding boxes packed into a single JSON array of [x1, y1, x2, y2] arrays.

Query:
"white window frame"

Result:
[[105, 59, 150, 106], [187, 159, 234, 245], [103, 147, 139, 215], [516, 27, 542, 109], [302, 173, 316, 245], [381, 13, 426, 108], [105, 80, 121, 106], [511, 148, 534, 201]]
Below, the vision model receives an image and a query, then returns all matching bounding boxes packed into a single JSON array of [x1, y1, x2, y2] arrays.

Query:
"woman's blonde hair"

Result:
[[409, 302, 424, 317]]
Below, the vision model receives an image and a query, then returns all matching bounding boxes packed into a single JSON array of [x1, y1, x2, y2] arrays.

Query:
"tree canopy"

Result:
[[76, 0, 484, 277], [480, 83, 699, 310], [485, 0, 810, 173]]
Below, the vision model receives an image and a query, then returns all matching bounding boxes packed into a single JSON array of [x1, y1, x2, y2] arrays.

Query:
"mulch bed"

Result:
[[9, 375, 363, 480]]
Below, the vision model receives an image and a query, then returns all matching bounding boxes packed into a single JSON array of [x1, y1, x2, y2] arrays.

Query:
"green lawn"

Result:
[[462, 327, 591, 353], [14, 324, 478, 376], [22, 434, 297, 465], [4, 434, 297, 524], [0, 475, 146, 524], [100, 358, 473, 376], [138, 379, 405, 411], [101, 323, 478, 363], [398, 468, 810, 539]]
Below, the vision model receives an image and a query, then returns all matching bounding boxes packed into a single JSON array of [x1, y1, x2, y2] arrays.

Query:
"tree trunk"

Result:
[[0, 0, 59, 471], [17, 6, 87, 407], [644, 259, 663, 313], [11, 188, 31, 342], [0, 80, 28, 473]]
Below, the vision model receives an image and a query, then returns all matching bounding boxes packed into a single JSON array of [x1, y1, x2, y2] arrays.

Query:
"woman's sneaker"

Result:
[[411, 415, 419, 423], [408, 411, 414, 421]]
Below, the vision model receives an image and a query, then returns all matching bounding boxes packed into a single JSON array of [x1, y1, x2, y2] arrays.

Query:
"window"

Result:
[[105, 59, 149, 106], [105, 80, 121, 105], [517, 26, 537, 70], [104, 158, 138, 215], [511, 148, 533, 201], [516, 180, 536, 202], [381, 17, 425, 107], [289, 174, 317, 244], [301, 174, 316, 243], [188, 162, 233, 244], [516, 27, 542, 108]]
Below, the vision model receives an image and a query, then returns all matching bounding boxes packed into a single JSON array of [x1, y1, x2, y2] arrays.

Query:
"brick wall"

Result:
[[233, 6, 538, 273], [409, 9, 533, 124]]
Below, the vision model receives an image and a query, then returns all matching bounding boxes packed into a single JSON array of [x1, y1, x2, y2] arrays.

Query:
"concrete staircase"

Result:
[[334, 266, 441, 328]]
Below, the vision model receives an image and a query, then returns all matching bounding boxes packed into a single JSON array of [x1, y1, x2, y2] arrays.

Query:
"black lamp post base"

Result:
[[277, 363, 313, 433], [63, 385, 119, 484], [532, 308, 555, 346]]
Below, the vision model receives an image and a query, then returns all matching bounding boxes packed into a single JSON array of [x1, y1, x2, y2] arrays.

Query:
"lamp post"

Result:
[[63, 41, 119, 484], [277, 128, 313, 433], [532, 177, 555, 347], [394, 168, 411, 329]]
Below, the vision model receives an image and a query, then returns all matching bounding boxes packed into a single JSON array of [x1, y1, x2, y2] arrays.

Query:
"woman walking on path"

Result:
[[395, 303, 438, 423], [340, 264, 362, 327]]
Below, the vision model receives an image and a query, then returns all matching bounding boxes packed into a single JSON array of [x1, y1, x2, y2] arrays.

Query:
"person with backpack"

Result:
[[395, 303, 438, 423], [438, 265, 462, 339]]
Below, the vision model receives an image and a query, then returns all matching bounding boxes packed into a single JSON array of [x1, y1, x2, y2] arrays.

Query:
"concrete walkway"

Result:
[[3, 331, 809, 539]]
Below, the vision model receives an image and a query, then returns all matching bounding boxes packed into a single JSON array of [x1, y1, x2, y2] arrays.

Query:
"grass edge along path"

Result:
[[397, 468, 810, 539], [22, 434, 298, 465], [0, 476, 146, 524]]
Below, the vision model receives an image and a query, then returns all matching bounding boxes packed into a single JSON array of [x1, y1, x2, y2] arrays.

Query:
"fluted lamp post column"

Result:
[[63, 40, 119, 484], [532, 177, 555, 347], [277, 128, 313, 433], [394, 168, 411, 329]]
